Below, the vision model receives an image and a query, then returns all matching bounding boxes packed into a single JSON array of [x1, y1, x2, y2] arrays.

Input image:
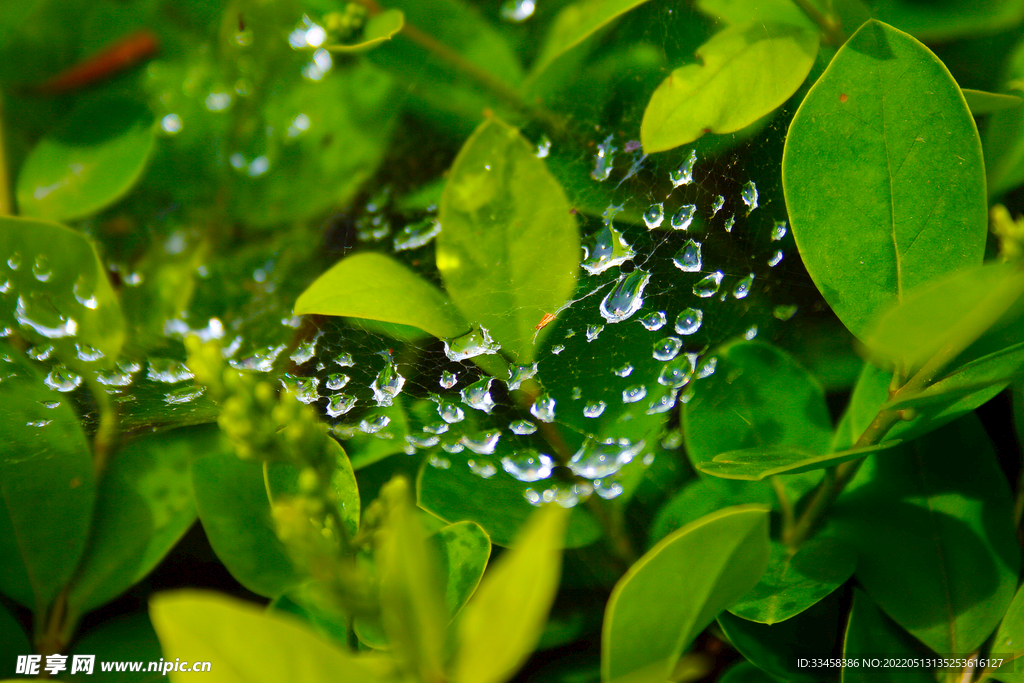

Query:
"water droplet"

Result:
[[165, 385, 205, 405], [437, 399, 465, 424], [530, 393, 556, 423], [73, 281, 98, 309], [622, 384, 647, 403], [671, 204, 696, 230], [570, 438, 643, 478], [535, 135, 551, 159], [643, 203, 664, 229], [771, 221, 788, 241], [44, 366, 82, 392], [461, 377, 495, 413], [334, 352, 354, 367], [773, 304, 798, 321], [360, 414, 391, 434], [671, 311, 703, 342], [280, 374, 320, 404], [507, 362, 538, 391], [96, 360, 141, 387], [40, 400, 60, 409], [440, 370, 457, 389], [147, 358, 194, 383], [6, 254, 20, 270], [500, 0, 536, 22], [600, 269, 651, 323], [326, 394, 356, 417], [75, 343, 104, 362], [394, 220, 441, 252], [744, 325, 759, 340], [326, 373, 349, 391], [160, 113, 183, 134], [670, 150, 697, 187], [733, 273, 754, 299], [646, 387, 678, 415], [15, 296, 78, 339], [429, 454, 452, 469], [595, 480, 624, 500], [658, 355, 695, 388], [724, 215, 735, 233], [638, 311, 666, 331], [424, 422, 449, 435], [27, 420, 52, 428], [768, 250, 784, 267], [693, 271, 723, 298], [741, 181, 758, 213], [653, 337, 683, 361], [444, 327, 501, 362], [672, 239, 702, 272], [586, 324, 604, 341], [510, 419, 537, 435], [551, 344, 565, 355], [289, 332, 321, 364], [27, 345, 53, 361], [696, 356, 718, 379], [581, 224, 635, 275], [463, 431, 501, 455], [502, 449, 553, 482], [592, 135, 617, 181], [230, 344, 286, 372], [711, 195, 724, 216], [206, 92, 232, 112], [467, 458, 498, 478], [371, 351, 405, 407], [406, 434, 440, 450], [571, 386, 582, 400], [583, 400, 606, 418], [32, 256, 51, 282], [613, 362, 633, 378]]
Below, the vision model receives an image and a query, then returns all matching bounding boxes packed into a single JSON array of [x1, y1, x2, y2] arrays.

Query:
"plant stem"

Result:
[[770, 475, 795, 534], [85, 376, 118, 476], [792, 0, 846, 45], [0, 91, 12, 216]]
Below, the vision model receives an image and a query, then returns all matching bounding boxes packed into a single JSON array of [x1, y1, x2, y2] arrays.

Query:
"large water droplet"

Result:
[[444, 327, 500, 362], [394, 220, 441, 252], [360, 414, 391, 434], [674, 307, 703, 335], [581, 224, 635, 275], [592, 134, 617, 181], [583, 400, 606, 418], [507, 362, 538, 391], [147, 358, 194, 383], [570, 438, 643, 478], [600, 269, 651, 323], [326, 373, 349, 391], [371, 351, 405, 407], [693, 271, 723, 298], [768, 250, 784, 267], [436, 399, 465, 424], [502, 449, 553, 482], [463, 431, 501, 455], [510, 419, 537, 435], [733, 273, 754, 299], [643, 203, 664, 229], [638, 311, 666, 331], [44, 366, 82, 392], [15, 296, 78, 339], [32, 256, 51, 282], [500, 0, 536, 22], [671, 204, 696, 230], [440, 370, 457, 389], [658, 355, 695, 388], [670, 149, 697, 187], [586, 324, 604, 341], [461, 377, 495, 413], [741, 181, 758, 213], [326, 394, 356, 417], [280, 374, 320, 404], [653, 337, 683, 361], [622, 384, 647, 403], [613, 362, 633, 378], [7, 253, 21, 270], [530, 393, 556, 423], [672, 239, 702, 272]]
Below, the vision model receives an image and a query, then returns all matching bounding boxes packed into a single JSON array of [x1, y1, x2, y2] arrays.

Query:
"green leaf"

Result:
[[697, 441, 902, 480], [529, 0, 655, 81], [67, 426, 202, 615], [602, 505, 770, 681], [267, 438, 360, 541], [728, 537, 856, 624], [641, 22, 819, 153], [295, 252, 469, 342], [70, 612, 165, 683], [190, 442, 302, 599], [650, 477, 775, 548], [718, 662, 778, 683], [454, 504, 568, 683], [985, 36, 1024, 196], [682, 340, 833, 468], [869, 0, 1024, 41], [963, 88, 1023, 115], [783, 20, 987, 343], [150, 590, 389, 683], [0, 346, 95, 612], [434, 521, 491, 619], [718, 594, 839, 683], [695, 0, 816, 27], [0, 601, 29, 680], [417, 451, 601, 548], [0, 216, 125, 367], [990, 582, 1024, 678], [831, 415, 1020, 654], [438, 116, 579, 364], [864, 262, 1024, 371], [16, 97, 155, 221], [842, 590, 934, 683], [327, 9, 404, 53]]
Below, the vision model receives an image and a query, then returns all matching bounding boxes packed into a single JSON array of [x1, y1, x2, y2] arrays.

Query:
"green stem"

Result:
[[770, 475, 795, 535], [792, 0, 846, 45], [85, 375, 118, 477], [0, 90, 12, 215]]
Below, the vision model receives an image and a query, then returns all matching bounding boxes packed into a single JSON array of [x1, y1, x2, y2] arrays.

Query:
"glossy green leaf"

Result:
[[718, 594, 839, 683], [0, 346, 95, 611], [831, 416, 1020, 654], [70, 612, 164, 683], [151, 590, 388, 683], [985, 35, 1024, 196], [438, 117, 579, 364], [529, 0, 654, 81], [67, 425, 202, 614], [434, 521, 491, 618], [869, 0, 1024, 41], [842, 590, 933, 683], [0, 216, 124, 367], [683, 340, 832, 468], [0, 601, 29, 680], [327, 10, 404, 53], [454, 505, 568, 683], [728, 537, 856, 624], [783, 20, 987, 342], [963, 88, 1023, 115], [990, 582, 1024, 679], [417, 451, 601, 548], [641, 22, 818, 153], [190, 442, 301, 599], [267, 438, 360, 540], [695, 0, 816, 28], [17, 97, 155, 221], [602, 505, 770, 681], [865, 262, 1024, 371], [295, 252, 469, 342], [650, 477, 775, 547], [698, 441, 902, 480]]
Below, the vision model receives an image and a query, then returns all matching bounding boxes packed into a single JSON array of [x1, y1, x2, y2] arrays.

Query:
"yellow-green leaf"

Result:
[[963, 88, 1023, 115], [327, 10, 404, 53]]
